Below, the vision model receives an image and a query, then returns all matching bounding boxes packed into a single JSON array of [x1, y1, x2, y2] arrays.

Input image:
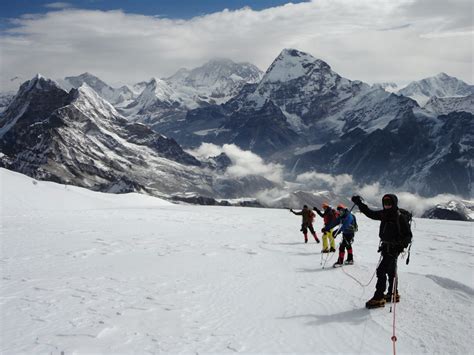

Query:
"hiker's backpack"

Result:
[[398, 208, 414, 264], [350, 213, 358, 233], [398, 208, 413, 247]]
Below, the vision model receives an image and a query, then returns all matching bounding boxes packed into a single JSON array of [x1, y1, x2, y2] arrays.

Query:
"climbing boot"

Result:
[[365, 297, 386, 309], [385, 292, 400, 303]]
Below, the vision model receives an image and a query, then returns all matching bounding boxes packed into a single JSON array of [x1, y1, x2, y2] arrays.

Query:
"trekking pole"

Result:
[[390, 260, 398, 355]]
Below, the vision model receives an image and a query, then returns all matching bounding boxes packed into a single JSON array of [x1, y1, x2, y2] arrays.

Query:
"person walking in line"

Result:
[[322, 204, 357, 267], [290, 205, 320, 244], [351, 194, 412, 309], [313, 203, 337, 253]]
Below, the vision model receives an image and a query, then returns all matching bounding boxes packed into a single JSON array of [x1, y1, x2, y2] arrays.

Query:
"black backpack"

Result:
[[398, 208, 414, 264]]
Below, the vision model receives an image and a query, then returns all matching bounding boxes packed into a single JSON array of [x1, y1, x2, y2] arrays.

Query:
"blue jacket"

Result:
[[324, 209, 355, 234]]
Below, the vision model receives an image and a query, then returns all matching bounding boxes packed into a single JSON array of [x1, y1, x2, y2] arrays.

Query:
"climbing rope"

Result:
[[341, 255, 382, 287]]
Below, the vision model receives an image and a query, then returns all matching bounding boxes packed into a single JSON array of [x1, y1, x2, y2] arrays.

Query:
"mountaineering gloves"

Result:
[[351, 195, 362, 206]]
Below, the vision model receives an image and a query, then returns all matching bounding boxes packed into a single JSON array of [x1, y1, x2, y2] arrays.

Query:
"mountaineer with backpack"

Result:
[[290, 205, 320, 244], [351, 194, 413, 309], [321, 204, 357, 267], [313, 202, 337, 253]]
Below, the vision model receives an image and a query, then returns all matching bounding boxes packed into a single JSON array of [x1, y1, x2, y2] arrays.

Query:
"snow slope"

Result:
[[1, 168, 473, 353]]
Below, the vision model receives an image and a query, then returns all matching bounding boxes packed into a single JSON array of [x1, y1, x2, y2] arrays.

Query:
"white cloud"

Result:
[[296, 171, 353, 194], [353, 182, 460, 216], [184, 156, 467, 212], [0, 0, 472, 91], [292, 172, 465, 215], [187, 143, 223, 160], [188, 143, 284, 183]]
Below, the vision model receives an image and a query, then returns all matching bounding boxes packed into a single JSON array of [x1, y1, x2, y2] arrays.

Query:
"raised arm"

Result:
[[313, 207, 324, 218], [290, 209, 303, 216], [352, 196, 383, 221]]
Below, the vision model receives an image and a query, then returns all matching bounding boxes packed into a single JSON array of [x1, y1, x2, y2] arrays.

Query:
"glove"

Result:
[[321, 228, 326, 233], [313, 206, 320, 212], [351, 195, 362, 205]]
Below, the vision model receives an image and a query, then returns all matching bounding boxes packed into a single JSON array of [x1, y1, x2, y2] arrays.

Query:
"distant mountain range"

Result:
[[1, 50, 473, 204], [0, 75, 278, 198], [152, 49, 472, 197]]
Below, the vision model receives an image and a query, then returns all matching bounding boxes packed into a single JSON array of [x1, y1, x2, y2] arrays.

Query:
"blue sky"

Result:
[[0, 0, 309, 19]]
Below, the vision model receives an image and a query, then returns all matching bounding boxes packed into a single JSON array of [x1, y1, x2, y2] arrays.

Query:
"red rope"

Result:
[[391, 273, 398, 355]]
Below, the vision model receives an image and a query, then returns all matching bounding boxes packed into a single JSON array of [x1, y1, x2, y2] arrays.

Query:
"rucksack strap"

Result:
[[406, 243, 412, 265]]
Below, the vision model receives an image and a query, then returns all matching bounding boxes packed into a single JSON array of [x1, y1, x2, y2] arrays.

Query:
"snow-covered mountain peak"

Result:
[[167, 58, 262, 89], [0, 75, 70, 139], [65, 72, 109, 91], [398, 73, 474, 105], [33, 73, 44, 80], [435, 72, 450, 79], [22, 74, 63, 94], [120, 77, 189, 117], [63, 73, 135, 106], [262, 48, 331, 83], [71, 83, 121, 118], [142, 77, 177, 103], [373, 82, 399, 93]]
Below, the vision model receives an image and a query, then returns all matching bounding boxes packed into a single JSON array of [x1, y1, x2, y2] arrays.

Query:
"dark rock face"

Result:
[[206, 153, 232, 172], [0, 92, 14, 113], [422, 208, 470, 221], [0, 76, 207, 195], [222, 100, 300, 156], [291, 111, 473, 197], [424, 94, 474, 115], [171, 195, 231, 206], [422, 200, 473, 221]]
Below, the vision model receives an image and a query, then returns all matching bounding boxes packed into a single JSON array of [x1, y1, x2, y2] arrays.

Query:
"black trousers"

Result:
[[301, 222, 316, 235], [375, 247, 400, 299], [339, 233, 354, 260]]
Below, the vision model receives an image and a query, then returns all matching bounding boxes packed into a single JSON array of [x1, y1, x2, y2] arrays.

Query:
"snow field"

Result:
[[1, 169, 473, 353]]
